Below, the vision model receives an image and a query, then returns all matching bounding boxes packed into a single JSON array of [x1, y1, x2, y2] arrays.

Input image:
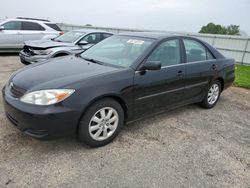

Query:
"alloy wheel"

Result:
[[207, 83, 220, 105], [88, 107, 119, 141]]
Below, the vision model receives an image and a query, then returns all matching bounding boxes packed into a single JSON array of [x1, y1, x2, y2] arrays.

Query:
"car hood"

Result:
[[12, 56, 119, 92], [25, 40, 75, 49]]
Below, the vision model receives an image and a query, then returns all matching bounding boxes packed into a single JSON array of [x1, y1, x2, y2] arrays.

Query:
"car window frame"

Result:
[[181, 37, 216, 64]]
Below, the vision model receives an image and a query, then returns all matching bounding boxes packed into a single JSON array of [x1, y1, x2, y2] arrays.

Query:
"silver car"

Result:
[[19, 30, 113, 65], [0, 17, 62, 52]]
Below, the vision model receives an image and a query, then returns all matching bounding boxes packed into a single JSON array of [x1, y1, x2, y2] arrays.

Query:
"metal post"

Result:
[[212, 36, 216, 46], [241, 39, 249, 65]]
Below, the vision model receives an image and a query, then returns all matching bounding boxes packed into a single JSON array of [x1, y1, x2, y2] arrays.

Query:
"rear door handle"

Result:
[[211, 64, 217, 70], [176, 70, 185, 77]]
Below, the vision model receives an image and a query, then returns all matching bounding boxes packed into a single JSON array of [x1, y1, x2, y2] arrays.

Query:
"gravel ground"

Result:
[[0, 55, 250, 188]]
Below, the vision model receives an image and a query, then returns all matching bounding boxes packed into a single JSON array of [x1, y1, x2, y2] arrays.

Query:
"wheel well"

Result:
[[53, 53, 69, 57], [217, 77, 224, 91], [76, 96, 128, 133]]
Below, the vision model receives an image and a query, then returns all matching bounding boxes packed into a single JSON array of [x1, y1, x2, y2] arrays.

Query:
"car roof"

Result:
[[118, 32, 181, 39], [73, 29, 113, 34], [3, 18, 55, 24]]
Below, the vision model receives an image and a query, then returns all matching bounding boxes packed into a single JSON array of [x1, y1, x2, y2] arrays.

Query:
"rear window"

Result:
[[22, 21, 45, 31], [183, 39, 207, 62], [45, 23, 62, 31]]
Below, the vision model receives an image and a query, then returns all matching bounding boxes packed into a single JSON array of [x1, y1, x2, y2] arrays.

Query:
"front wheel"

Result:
[[201, 80, 221, 109], [78, 98, 124, 147]]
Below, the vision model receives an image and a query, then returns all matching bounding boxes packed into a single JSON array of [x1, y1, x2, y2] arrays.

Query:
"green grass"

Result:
[[234, 64, 250, 89]]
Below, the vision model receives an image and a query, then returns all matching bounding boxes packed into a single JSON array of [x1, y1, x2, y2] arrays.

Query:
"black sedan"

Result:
[[2, 33, 235, 147]]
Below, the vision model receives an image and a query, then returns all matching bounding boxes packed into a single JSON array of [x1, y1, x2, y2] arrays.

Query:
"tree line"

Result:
[[199, 22, 240, 35]]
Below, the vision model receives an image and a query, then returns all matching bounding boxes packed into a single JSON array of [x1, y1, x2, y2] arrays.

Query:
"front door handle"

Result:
[[176, 70, 184, 77]]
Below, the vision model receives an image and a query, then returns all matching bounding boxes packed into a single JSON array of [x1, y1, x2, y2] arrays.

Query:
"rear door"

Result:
[[133, 38, 186, 117], [0, 21, 22, 49], [182, 38, 217, 102], [20, 21, 46, 44]]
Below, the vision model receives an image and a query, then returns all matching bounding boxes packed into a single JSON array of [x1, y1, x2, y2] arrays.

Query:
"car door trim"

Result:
[[136, 80, 209, 101]]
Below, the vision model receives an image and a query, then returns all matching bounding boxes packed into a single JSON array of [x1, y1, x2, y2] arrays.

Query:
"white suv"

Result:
[[0, 17, 63, 52]]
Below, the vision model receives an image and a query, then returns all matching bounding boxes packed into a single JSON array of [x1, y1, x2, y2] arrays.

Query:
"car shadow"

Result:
[[0, 52, 19, 56]]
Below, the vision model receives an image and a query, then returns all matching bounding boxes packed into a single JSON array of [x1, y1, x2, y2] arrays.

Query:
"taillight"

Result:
[[59, 32, 64, 35]]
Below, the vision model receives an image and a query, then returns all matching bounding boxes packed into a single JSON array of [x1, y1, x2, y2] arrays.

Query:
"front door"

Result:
[[133, 39, 186, 118], [0, 21, 22, 49]]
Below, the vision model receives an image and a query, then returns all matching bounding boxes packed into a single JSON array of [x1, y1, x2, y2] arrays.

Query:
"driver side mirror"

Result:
[[0, 26, 5, 30], [141, 61, 161, 71], [78, 40, 88, 45]]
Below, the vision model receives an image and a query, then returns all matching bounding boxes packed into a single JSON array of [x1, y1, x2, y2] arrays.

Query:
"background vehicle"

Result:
[[19, 30, 113, 64], [3, 33, 235, 147], [0, 17, 62, 52]]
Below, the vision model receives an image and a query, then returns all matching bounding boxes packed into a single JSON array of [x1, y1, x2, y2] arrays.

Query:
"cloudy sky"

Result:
[[1, 0, 249, 34]]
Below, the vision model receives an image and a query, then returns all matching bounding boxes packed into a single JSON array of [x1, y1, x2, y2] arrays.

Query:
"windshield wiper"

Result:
[[81, 57, 104, 65]]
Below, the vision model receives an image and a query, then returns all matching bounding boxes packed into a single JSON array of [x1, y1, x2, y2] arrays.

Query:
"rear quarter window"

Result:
[[207, 49, 215, 60], [45, 23, 62, 31], [102, 33, 112, 40]]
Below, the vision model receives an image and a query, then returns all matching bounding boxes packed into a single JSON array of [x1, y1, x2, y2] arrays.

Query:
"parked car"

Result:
[[19, 30, 113, 65], [0, 17, 62, 52], [2, 33, 235, 147]]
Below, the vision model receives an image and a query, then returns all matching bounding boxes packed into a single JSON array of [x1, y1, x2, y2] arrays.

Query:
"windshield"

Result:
[[80, 35, 154, 68], [53, 31, 85, 43]]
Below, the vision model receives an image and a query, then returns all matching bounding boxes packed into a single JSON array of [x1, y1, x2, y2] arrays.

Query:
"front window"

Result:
[[80, 35, 154, 68], [148, 39, 181, 66], [80, 33, 102, 44], [2, 21, 22, 30], [53, 31, 85, 43]]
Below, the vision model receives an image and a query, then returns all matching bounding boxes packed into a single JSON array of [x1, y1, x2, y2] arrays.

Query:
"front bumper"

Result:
[[19, 50, 51, 65], [2, 86, 82, 139]]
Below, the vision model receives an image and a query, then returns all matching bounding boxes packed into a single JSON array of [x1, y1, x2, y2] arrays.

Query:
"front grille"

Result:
[[10, 83, 26, 98]]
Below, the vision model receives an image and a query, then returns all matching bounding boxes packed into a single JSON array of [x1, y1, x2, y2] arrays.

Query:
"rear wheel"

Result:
[[201, 80, 221, 109], [20, 59, 31, 65], [78, 98, 124, 147]]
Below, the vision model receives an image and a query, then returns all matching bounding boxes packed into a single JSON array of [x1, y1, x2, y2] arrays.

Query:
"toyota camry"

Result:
[[2, 33, 235, 147]]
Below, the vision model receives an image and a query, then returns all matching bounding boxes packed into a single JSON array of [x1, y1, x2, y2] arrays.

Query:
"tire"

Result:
[[20, 59, 31, 65], [78, 98, 124, 147], [201, 80, 221, 109]]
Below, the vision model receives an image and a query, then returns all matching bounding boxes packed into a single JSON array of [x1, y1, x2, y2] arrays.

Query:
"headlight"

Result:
[[32, 49, 52, 55], [20, 89, 75, 105]]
